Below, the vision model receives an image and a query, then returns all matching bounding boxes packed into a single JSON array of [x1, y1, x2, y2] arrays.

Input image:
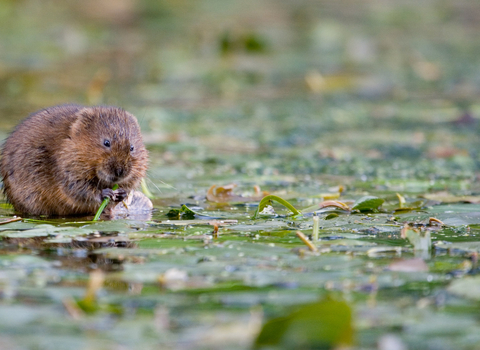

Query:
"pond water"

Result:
[[1, 1, 480, 349]]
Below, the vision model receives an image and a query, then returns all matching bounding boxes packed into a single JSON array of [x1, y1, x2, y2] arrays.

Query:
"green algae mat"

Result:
[[2, 1, 480, 349]]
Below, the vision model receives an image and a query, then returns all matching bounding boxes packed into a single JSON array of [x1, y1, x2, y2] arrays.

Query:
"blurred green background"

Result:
[[2, 0, 479, 124], [2, 0, 480, 190]]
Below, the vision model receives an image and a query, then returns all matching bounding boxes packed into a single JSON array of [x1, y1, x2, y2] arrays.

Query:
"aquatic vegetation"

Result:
[[2, 0, 480, 349]]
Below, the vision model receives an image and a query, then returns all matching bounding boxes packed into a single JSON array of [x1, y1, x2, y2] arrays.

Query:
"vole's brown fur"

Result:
[[0, 104, 148, 216]]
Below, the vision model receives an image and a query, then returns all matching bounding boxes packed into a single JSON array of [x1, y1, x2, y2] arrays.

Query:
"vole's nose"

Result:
[[115, 167, 124, 178]]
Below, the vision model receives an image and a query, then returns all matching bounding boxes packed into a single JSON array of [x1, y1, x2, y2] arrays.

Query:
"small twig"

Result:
[[63, 297, 85, 320], [296, 231, 318, 252], [429, 217, 445, 226], [318, 200, 350, 211], [0, 217, 22, 225], [212, 223, 219, 239]]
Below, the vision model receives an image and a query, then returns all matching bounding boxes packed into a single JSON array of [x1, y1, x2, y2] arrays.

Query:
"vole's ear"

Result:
[[70, 107, 95, 137]]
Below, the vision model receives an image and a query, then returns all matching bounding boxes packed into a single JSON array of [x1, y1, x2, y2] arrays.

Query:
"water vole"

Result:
[[0, 104, 148, 216]]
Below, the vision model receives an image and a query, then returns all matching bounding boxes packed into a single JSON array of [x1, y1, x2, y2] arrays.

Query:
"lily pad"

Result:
[[254, 297, 353, 349], [351, 196, 384, 212], [448, 276, 480, 300]]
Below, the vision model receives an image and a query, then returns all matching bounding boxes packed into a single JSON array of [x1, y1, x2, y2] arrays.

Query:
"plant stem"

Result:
[[93, 184, 119, 221], [312, 213, 319, 241]]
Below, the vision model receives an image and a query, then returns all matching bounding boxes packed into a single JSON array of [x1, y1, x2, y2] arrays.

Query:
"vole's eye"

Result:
[[130, 145, 134, 152], [104, 140, 111, 148]]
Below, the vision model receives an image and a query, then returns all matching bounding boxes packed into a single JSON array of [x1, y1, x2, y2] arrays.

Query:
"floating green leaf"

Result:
[[167, 208, 182, 218], [252, 195, 301, 219], [351, 196, 384, 212], [254, 296, 354, 349], [181, 204, 199, 219], [167, 205, 203, 219], [325, 213, 339, 220]]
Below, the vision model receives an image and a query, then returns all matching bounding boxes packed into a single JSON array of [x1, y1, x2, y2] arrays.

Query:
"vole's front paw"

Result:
[[101, 188, 114, 201], [101, 188, 127, 202], [113, 188, 128, 202]]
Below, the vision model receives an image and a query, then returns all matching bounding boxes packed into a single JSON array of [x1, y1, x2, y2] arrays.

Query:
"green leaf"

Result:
[[166, 205, 218, 220], [180, 204, 198, 219], [325, 213, 339, 220], [167, 208, 182, 218], [351, 196, 384, 212], [252, 195, 301, 219], [254, 296, 354, 349]]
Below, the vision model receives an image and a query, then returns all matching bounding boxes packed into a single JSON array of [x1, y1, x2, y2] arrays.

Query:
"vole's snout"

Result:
[[110, 165, 127, 182], [103, 157, 129, 183], [114, 167, 124, 178]]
